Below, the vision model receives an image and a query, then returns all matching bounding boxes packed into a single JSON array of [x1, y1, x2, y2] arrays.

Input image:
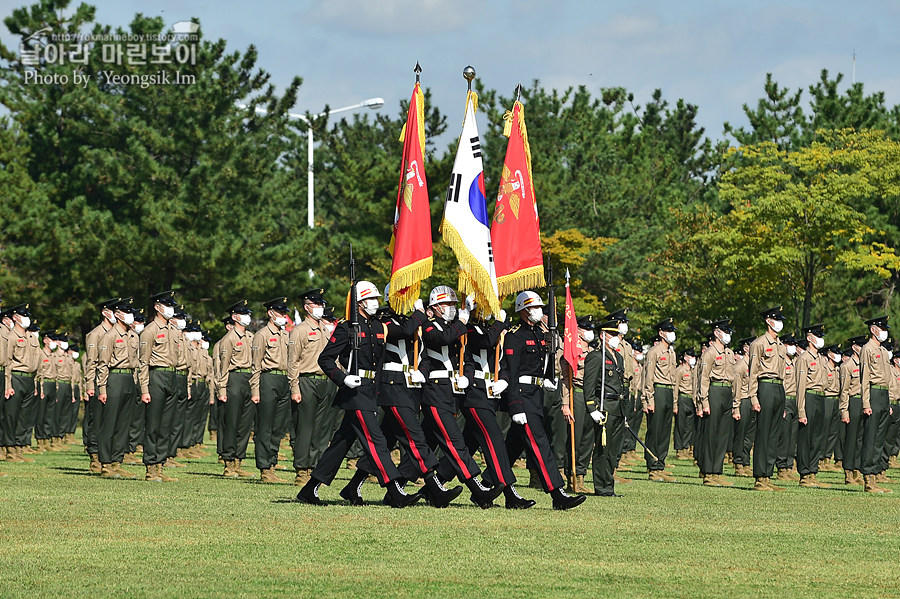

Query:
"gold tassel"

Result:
[[398, 122, 407, 143], [502, 110, 513, 138], [601, 423, 607, 447], [440, 221, 500, 315]]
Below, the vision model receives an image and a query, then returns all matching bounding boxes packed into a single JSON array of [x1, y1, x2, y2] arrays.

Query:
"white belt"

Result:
[[429, 370, 454, 379], [474, 370, 492, 381], [383, 363, 412, 373], [518, 375, 544, 386]]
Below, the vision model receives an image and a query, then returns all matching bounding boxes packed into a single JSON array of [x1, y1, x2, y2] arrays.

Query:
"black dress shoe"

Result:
[[296, 481, 324, 506], [551, 488, 587, 511], [339, 484, 366, 506]]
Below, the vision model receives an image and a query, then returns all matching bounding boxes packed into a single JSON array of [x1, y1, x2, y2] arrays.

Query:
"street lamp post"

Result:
[[242, 97, 384, 228]]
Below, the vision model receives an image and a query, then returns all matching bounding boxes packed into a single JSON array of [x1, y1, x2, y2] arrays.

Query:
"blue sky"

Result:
[[2, 0, 899, 145]]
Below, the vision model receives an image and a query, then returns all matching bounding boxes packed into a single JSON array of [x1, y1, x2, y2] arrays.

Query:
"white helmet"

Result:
[[383, 283, 390, 299], [515, 291, 545, 313], [429, 285, 458, 307], [356, 281, 381, 301]]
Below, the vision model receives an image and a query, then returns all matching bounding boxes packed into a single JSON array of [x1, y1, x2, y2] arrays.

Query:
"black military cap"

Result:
[[603, 308, 629, 322], [184, 320, 201, 333], [864, 315, 890, 330], [709, 318, 733, 334], [96, 297, 121, 309], [576, 315, 594, 330], [27, 322, 40, 333], [112, 297, 134, 313], [221, 315, 234, 326], [202, 330, 212, 343], [882, 339, 894, 352], [760, 306, 784, 321], [264, 297, 290, 313], [321, 307, 338, 322], [656, 318, 676, 332], [55, 331, 69, 342], [801, 323, 825, 338], [595, 319, 619, 333], [847, 335, 867, 347], [226, 299, 251, 315], [69, 343, 80, 353], [796, 338, 809, 350], [683, 348, 697, 358], [149, 290, 177, 306], [737, 337, 754, 348], [9, 303, 31, 317], [0, 308, 10, 320], [173, 304, 187, 319], [133, 309, 146, 323], [41, 328, 57, 339], [780, 333, 796, 345], [299, 288, 326, 305], [842, 346, 854, 357], [824, 344, 841, 355]]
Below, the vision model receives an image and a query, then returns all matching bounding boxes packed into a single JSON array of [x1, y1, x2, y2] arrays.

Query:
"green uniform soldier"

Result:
[[84, 298, 119, 473], [775, 334, 800, 480], [3, 305, 41, 463], [560, 315, 594, 494], [124, 310, 146, 463], [210, 315, 234, 453], [885, 352, 900, 474], [582, 318, 627, 496], [673, 349, 697, 460], [287, 289, 338, 485], [796, 323, 830, 489], [0, 307, 11, 473], [180, 321, 207, 458], [96, 298, 140, 479], [167, 306, 191, 468], [642, 319, 678, 481], [859, 316, 892, 493], [217, 300, 256, 479], [697, 319, 738, 487], [251, 297, 292, 483], [65, 342, 84, 445], [820, 345, 843, 472], [621, 340, 644, 465], [731, 337, 755, 477], [839, 337, 865, 485], [52, 333, 74, 449], [34, 328, 60, 453], [138, 290, 181, 483]]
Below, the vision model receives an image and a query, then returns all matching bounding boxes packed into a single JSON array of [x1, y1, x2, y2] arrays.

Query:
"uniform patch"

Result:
[[606, 360, 613, 365], [360, 332, 366, 338], [116, 339, 124, 344], [715, 356, 723, 362], [810, 362, 816, 366], [236, 342, 243, 347], [43, 359, 49, 363], [425, 327, 434, 332], [330, 336, 336, 343], [526, 340, 536, 346], [157, 334, 166, 339], [376, 333, 384, 340], [308, 331, 317, 336], [506, 349, 514, 355], [660, 356, 667, 361], [765, 348, 773, 353], [853, 369, 859, 373], [269, 338, 278, 342], [876, 354, 881, 359]]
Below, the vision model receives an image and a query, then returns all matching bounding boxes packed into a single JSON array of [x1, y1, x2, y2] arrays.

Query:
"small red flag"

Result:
[[563, 273, 582, 378], [389, 82, 432, 312], [491, 100, 544, 296]]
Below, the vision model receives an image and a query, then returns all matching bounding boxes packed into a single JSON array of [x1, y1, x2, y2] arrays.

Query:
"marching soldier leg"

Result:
[[506, 413, 565, 493], [465, 406, 516, 487], [382, 405, 438, 482], [569, 389, 593, 477], [312, 378, 339, 465], [753, 381, 785, 479], [543, 387, 567, 468], [422, 405, 481, 483], [292, 376, 319, 471], [592, 398, 624, 495]]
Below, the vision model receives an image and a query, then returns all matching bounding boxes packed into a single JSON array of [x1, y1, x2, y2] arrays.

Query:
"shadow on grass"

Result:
[[49, 466, 94, 476]]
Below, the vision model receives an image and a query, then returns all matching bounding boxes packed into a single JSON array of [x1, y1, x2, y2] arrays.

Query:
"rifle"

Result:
[[546, 255, 557, 381], [349, 243, 360, 377]]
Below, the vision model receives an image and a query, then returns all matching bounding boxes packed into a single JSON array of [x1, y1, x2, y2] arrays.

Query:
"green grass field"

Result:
[[2, 437, 899, 599]]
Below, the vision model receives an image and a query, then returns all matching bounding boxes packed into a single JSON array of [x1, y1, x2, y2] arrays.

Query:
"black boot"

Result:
[[296, 479, 324, 506], [466, 477, 504, 509], [503, 484, 536, 510], [339, 470, 367, 506], [551, 487, 586, 511], [384, 479, 422, 509], [423, 472, 463, 508]]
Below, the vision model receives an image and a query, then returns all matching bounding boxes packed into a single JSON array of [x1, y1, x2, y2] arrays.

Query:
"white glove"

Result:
[[409, 370, 426, 384], [542, 378, 558, 391], [490, 379, 508, 395], [455, 375, 469, 389], [590, 410, 604, 423], [343, 375, 362, 389], [512, 413, 528, 425], [414, 299, 424, 312], [497, 309, 507, 323], [458, 308, 470, 324]]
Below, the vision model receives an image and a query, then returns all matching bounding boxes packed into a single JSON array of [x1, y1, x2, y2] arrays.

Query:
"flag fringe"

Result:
[[440, 220, 500, 315], [497, 265, 546, 297], [389, 256, 433, 313]]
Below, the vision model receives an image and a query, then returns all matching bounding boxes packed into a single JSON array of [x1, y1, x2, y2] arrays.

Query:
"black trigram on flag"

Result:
[[487, 240, 494, 264], [446, 172, 462, 203], [470, 136, 481, 158]]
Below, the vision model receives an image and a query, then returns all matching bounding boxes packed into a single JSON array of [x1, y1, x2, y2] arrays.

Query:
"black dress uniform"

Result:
[[500, 307, 585, 510]]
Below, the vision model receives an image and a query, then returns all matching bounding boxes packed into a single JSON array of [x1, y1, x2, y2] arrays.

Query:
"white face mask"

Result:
[[49, 341, 58, 350], [309, 306, 324, 320], [160, 305, 175, 319], [527, 307, 543, 324], [663, 331, 676, 344], [273, 315, 288, 327], [201, 341, 210, 350], [770, 319, 784, 333], [18, 316, 31, 329], [635, 353, 644, 362], [813, 336, 825, 350], [236, 314, 251, 327], [362, 298, 379, 316], [186, 331, 202, 342], [877, 329, 888, 343], [618, 322, 629, 335], [435, 305, 456, 322], [60, 341, 69, 351], [888, 350, 894, 361], [175, 318, 187, 331], [134, 323, 145, 333], [582, 330, 595, 343], [120, 312, 135, 325], [786, 345, 796, 356], [72, 352, 80, 360], [607, 334, 620, 350], [688, 357, 697, 367], [719, 331, 732, 345]]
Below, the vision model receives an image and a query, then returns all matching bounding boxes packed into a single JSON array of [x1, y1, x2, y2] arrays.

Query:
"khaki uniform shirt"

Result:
[[0, 326, 10, 369], [732, 357, 751, 415], [250, 321, 289, 397], [631, 359, 643, 399], [212, 339, 223, 398], [642, 342, 676, 410], [860, 338, 891, 412], [560, 338, 592, 405], [5, 327, 41, 389], [36, 347, 59, 389], [890, 364, 900, 404], [747, 333, 786, 408], [839, 354, 862, 419], [97, 325, 139, 395], [138, 318, 179, 395], [784, 355, 796, 398], [287, 318, 329, 395], [675, 362, 693, 397], [825, 360, 840, 397], [620, 338, 634, 386], [84, 321, 113, 394], [697, 344, 738, 413], [796, 347, 828, 420], [216, 327, 253, 393]]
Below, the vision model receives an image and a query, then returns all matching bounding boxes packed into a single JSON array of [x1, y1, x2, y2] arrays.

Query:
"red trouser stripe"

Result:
[[429, 405, 472, 480], [468, 407, 506, 486], [391, 406, 427, 474], [355, 411, 389, 483], [524, 420, 554, 490]]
